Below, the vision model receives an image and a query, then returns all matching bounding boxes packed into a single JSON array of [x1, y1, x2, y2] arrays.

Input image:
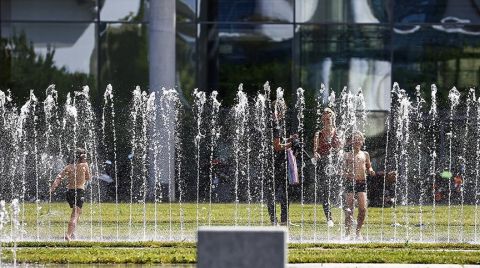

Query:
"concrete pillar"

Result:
[[149, 0, 176, 201], [198, 227, 287, 268], [149, 0, 175, 90]]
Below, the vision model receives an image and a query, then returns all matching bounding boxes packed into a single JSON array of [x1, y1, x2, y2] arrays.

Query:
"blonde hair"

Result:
[[352, 131, 365, 142], [322, 107, 336, 127], [323, 107, 335, 116]]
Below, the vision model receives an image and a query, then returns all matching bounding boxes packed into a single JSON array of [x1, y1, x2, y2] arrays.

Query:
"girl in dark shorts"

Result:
[[50, 148, 91, 241]]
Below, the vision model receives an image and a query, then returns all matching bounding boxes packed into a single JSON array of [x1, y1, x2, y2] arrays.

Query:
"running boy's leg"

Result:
[[344, 192, 354, 236], [66, 206, 82, 240], [356, 191, 367, 238]]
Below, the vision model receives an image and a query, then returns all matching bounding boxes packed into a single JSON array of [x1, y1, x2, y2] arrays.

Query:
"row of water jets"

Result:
[[0, 82, 479, 244]]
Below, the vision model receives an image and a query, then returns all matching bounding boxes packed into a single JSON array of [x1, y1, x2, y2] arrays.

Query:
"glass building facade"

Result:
[[1, 0, 480, 108], [1, 0, 480, 206]]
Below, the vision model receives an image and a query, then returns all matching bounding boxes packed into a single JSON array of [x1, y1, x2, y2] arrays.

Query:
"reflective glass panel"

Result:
[[177, 0, 196, 23], [1, 22, 97, 102], [177, 23, 197, 98], [99, 23, 148, 98], [394, 0, 480, 23], [393, 25, 480, 106], [197, 23, 293, 105], [100, 0, 146, 22], [297, 25, 391, 112], [0, 0, 97, 21], [296, 0, 391, 23], [198, 0, 294, 23], [98, 22, 152, 204]]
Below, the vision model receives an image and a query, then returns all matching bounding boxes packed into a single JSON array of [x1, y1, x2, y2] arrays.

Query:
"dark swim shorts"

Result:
[[66, 189, 85, 208], [345, 180, 367, 193]]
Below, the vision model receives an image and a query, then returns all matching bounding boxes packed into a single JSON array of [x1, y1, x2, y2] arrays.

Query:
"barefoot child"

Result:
[[343, 131, 375, 239], [50, 148, 91, 241]]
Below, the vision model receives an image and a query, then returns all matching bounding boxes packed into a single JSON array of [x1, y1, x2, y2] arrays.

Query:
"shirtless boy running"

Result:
[[343, 131, 375, 240], [50, 148, 91, 241]]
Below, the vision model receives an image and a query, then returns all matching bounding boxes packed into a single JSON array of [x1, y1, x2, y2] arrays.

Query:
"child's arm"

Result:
[[50, 167, 66, 193], [274, 135, 294, 152], [273, 137, 288, 152], [84, 163, 92, 181], [365, 152, 375, 176]]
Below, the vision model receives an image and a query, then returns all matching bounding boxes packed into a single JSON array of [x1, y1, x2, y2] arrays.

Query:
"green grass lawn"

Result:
[[0, 202, 479, 264], [3, 202, 478, 242], [1, 241, 480, 264]]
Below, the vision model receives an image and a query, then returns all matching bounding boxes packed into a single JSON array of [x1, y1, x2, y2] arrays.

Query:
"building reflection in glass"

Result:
[[1, 0, 480, 113], [296, 0, 391, 23], [394, 0, 480, 23], [393, 24, 480, 105], [198, 0, 294, 22], [1, 22, 97, 102], [198, 23, 293, 104], [297, 25, 391, 112]]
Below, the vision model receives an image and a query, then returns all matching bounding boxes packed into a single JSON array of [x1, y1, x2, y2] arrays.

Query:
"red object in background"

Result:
[[454, 175, 463, 192], [433, 183, 444, 202]]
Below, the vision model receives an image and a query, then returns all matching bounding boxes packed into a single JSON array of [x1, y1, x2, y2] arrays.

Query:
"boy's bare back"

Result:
[[59, 162, 91, 190]]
